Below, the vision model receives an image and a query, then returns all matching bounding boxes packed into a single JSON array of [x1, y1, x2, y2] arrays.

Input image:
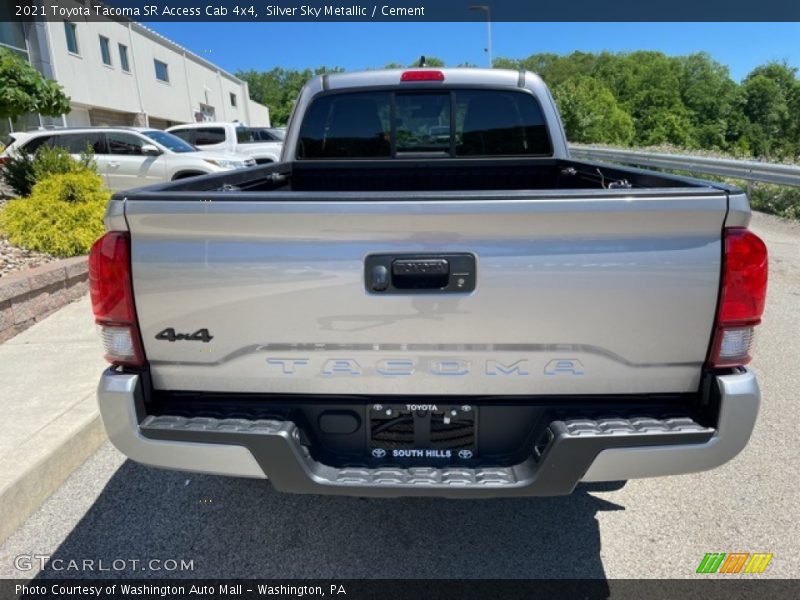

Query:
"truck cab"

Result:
[[167, 122, 283, 164]]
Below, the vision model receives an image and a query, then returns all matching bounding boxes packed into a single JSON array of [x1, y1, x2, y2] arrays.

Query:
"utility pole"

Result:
[[469, 5, 492, 67]]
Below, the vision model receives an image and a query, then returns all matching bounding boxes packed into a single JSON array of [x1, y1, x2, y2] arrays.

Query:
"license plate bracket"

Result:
[[368, 403, 477, 463]]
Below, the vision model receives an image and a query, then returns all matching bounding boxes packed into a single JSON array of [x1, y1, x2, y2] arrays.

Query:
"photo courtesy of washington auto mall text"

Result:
[[1, 0, 800, 599]]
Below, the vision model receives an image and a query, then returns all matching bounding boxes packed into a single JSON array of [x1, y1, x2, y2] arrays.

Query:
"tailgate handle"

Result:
[[365, 254, 476, 294], [392, 259, 450, 289]]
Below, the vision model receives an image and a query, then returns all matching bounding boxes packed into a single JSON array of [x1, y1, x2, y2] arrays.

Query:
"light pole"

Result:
[[469, 5, 492, 68]]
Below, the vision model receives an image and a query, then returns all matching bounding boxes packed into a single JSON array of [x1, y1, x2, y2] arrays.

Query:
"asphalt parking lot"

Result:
[[0, 212, 798, 580]]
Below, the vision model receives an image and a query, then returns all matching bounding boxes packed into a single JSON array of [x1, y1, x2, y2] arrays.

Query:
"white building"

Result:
[[0, 3, 270, 134]]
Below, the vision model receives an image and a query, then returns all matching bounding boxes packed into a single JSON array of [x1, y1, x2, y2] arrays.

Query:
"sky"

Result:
[[147, 22, 800, 82]]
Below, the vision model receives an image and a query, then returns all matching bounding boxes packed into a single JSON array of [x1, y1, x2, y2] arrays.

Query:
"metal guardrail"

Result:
[[569, 146, 800, 188]]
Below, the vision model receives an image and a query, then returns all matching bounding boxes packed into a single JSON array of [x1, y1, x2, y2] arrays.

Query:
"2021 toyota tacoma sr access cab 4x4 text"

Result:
[[89, 68, 768, 497]]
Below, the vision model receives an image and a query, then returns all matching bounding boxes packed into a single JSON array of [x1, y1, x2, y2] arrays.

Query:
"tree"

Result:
[[733, 62, 800, 158], [408, 56, 445, 67], [239, 50, 800, 158], [238, 66, 343, 126], [677, 53, 737, 149], [0, 48, 70, 120], [553, 76, 635, 145]]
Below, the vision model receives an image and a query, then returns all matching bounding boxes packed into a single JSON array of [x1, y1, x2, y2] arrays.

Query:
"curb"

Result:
[[0, 408, 106, 546], [0, 292, 107, 546]]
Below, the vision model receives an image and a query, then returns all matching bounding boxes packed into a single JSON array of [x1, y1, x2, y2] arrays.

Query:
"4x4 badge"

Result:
[[155, 328, 213, 343]]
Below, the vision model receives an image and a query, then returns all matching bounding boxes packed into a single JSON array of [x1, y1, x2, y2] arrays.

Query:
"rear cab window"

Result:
[[194, 127, 226, 145], [297, 88, 552, 159], [235, 127, 256, 143]]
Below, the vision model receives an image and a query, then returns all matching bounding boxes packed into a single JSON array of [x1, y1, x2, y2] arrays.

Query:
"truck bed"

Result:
[[149, 158, 709, 194]]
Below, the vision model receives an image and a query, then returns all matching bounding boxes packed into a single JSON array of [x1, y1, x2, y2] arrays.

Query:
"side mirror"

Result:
[[141, 144, 162, 156]]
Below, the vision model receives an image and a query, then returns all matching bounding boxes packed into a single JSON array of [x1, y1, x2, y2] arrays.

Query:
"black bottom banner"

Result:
[[1, 579, 799, 600]]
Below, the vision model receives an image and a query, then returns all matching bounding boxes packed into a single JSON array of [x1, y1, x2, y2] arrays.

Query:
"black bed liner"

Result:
[[122, 157, 740, 198]]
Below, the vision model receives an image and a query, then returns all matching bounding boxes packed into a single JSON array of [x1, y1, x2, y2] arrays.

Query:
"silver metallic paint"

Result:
[[97, 369, 760, 486], [582, 368, 760, 480], [126, 194, 727, 395], [97, 370, 265, 478]]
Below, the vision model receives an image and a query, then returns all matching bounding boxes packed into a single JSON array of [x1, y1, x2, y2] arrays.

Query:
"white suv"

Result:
[[1, 127, 256, 193], [167, 122, 283, 164]]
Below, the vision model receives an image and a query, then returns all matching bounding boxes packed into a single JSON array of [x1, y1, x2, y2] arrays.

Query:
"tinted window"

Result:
[[455, 90, 551, 156], [154, 59, 169, 82], [0, 4, 27, 51], [235, 127, 256, 143], [142, 130, 195, 153], [0, 2, 26, 50], [64, 22, 78, 54], [23, 133, 106, 154], [169, 129, 195, 144], [297, 90, 550, 159], [298, 92, 390, 159], [55, 133, 106, 154], [23, 136, 53, 153], [106, 132, 145, 155], [118, 44, 130, 72], [395, 93, 450, 153], [194, 128, 226, 145], [99, 36, 111, 66], [250, 128, 282, 142]]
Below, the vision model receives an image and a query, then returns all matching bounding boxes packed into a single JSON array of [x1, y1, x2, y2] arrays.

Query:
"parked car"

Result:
[[250, 127, 286, 142], [1, 127, 256, 193], [91, 68, 767, 498], [167, 122, 283, 164], [0, 132, 23, 163]]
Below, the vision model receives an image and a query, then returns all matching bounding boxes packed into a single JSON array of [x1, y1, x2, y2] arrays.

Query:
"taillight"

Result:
[[400, 70, 445, 82], [708, 228, 768, 368], [89, 232, 146, 367]]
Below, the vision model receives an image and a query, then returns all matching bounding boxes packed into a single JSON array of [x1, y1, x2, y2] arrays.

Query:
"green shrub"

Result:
[[1, 144, 96, 197], [0, 171, 110, 257], [749, 184, 800, 220], [33, 145, 96, 179], [0, 150, 35, 197]]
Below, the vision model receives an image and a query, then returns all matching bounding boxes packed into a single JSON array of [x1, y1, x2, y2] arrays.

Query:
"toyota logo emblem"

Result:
[[458, 449, 473, 459], [372, 448, 386, 458]]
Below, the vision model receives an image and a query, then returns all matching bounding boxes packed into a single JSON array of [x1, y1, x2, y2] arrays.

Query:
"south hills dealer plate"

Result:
[[368, 403, 477, 464]]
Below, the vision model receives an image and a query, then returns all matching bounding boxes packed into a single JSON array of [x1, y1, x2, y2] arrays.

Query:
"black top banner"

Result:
[[9, 0, 800, 22]]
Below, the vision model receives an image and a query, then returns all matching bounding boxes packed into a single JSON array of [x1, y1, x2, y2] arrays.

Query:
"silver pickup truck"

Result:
[[89, 68, 768, 497]]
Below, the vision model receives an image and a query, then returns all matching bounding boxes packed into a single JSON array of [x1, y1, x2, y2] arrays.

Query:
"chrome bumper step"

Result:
[[140, 413, 713, 497]]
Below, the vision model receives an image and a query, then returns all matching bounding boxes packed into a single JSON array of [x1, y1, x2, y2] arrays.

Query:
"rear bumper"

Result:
[[97, 369, 759, 497]]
